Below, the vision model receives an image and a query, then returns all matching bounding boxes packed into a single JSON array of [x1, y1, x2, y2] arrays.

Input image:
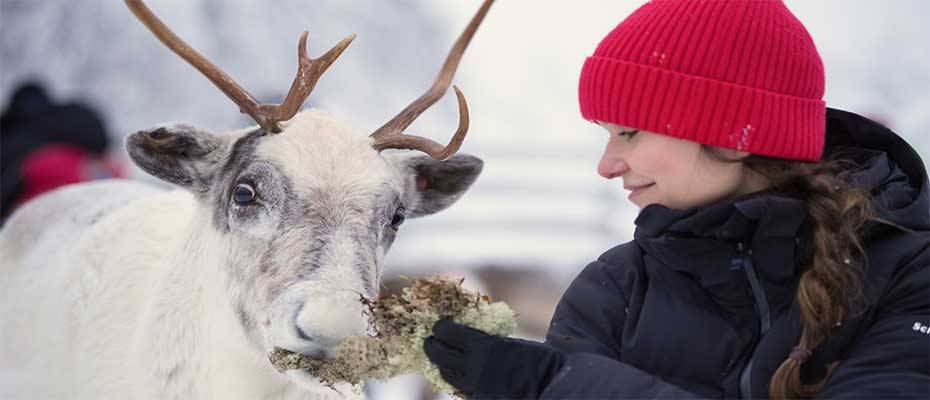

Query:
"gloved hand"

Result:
[[423, 319, 567, 399]]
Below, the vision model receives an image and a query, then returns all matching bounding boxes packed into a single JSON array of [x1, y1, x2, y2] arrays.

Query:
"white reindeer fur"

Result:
[[0, 109, 459, 400]]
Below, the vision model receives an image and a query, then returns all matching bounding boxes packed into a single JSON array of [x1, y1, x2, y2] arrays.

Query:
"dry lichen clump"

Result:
[[269, 276, 515, 393]]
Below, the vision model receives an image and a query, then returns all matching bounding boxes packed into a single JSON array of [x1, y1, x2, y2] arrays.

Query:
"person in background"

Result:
[[423, 1, 928, 398], [1, 82, 126, 224]]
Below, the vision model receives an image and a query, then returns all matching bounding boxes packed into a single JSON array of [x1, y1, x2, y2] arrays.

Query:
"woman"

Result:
[[423, 0, 928, 398]]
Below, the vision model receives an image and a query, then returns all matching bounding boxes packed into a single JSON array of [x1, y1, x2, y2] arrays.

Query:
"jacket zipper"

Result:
[[737, 243, 771, 399]]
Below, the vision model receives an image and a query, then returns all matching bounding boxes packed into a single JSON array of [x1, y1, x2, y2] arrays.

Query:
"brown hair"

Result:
[[701, 145, 911, 399]]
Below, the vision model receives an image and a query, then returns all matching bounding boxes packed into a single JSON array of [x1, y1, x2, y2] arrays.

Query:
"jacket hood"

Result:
[[823, 107, 928, 234]]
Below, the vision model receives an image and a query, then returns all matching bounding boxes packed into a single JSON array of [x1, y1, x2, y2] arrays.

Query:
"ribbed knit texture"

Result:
[[579, 0, 826, 161]]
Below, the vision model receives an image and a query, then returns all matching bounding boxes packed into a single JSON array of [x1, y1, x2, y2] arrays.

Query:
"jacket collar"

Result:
[[632, 192, 811, 317]]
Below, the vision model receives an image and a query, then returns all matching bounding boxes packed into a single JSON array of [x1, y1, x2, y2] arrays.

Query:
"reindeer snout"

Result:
[[289, 304, 329, 359], [292, 295, 367, 351], [266, 287, 368, 360]]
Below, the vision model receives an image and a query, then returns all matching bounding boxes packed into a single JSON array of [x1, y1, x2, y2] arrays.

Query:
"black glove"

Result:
[[423, 319, 567, 399]]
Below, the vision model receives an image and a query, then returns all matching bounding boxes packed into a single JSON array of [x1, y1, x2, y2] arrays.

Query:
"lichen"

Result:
[[268, 276, 515, 394]]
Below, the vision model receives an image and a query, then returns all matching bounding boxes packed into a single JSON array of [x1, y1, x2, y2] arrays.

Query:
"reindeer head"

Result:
[[123, 0, 492, 375]]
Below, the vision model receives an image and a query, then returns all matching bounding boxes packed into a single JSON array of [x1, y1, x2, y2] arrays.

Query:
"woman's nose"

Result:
[[597, 147, 629, 179]]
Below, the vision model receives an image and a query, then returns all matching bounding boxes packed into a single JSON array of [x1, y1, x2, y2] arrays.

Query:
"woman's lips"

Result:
[[627, 183, 655, 199]]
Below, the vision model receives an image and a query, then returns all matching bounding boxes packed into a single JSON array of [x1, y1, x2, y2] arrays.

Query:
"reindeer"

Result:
[[0, 1, 494, 399]]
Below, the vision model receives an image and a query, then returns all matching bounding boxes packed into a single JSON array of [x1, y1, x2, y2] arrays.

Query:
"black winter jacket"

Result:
[[543, 108, 929, 399]]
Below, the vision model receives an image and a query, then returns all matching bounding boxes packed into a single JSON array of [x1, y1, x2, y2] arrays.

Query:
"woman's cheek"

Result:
[[637, 140, 681, 177]]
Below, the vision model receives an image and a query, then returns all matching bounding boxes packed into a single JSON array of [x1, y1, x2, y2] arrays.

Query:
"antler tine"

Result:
[[372, 85, 469, 159], [263, 31, 356, 132], [125, 0, 354, 133], [370, 0, 494, 160]]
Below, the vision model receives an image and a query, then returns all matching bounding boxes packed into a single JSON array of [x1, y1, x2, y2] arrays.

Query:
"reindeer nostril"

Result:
[[296, 324, 313, 341], [294, 303, 313, 341]]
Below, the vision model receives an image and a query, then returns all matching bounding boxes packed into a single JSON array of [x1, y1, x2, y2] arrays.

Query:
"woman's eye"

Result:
[[619, 129, 639, 139], [233, 183, 257, 204], [390, 207, 406, 229]]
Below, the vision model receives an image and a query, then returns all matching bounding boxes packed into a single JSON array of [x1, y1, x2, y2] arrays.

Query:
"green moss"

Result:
[[268, 276, 515, 394]]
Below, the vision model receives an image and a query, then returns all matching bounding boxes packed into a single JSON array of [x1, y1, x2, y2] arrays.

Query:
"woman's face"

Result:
[[596, 122, 770, 210]]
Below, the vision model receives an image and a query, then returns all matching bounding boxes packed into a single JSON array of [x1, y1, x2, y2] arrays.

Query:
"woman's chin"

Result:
[[631, 194, 656, 209]]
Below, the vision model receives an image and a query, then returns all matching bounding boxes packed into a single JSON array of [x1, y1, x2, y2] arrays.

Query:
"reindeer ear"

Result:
[[125, 124, 229, 192], [395, 153, 483, 218]]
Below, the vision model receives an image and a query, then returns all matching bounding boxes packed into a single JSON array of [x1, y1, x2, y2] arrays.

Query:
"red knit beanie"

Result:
[[579, 0, 825, 161]]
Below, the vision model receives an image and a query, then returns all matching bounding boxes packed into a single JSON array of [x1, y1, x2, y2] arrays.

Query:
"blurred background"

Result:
[[2, 1, 929, 398]]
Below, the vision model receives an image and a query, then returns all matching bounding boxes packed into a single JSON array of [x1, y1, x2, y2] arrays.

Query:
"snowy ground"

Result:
[[3, 0, 928, 285]]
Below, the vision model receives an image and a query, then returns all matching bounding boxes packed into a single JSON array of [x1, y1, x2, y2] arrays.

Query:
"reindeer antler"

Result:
[[370, 0, 494, 160], [125, 0, 354, 133]]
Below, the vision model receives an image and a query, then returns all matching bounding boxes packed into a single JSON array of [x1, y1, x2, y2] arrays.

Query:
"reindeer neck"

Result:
[[136, 202, 294, 399]]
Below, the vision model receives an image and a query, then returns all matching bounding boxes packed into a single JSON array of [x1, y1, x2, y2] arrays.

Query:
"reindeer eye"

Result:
[[390, 207, 406, 229], [233, 183, 256, 204]]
